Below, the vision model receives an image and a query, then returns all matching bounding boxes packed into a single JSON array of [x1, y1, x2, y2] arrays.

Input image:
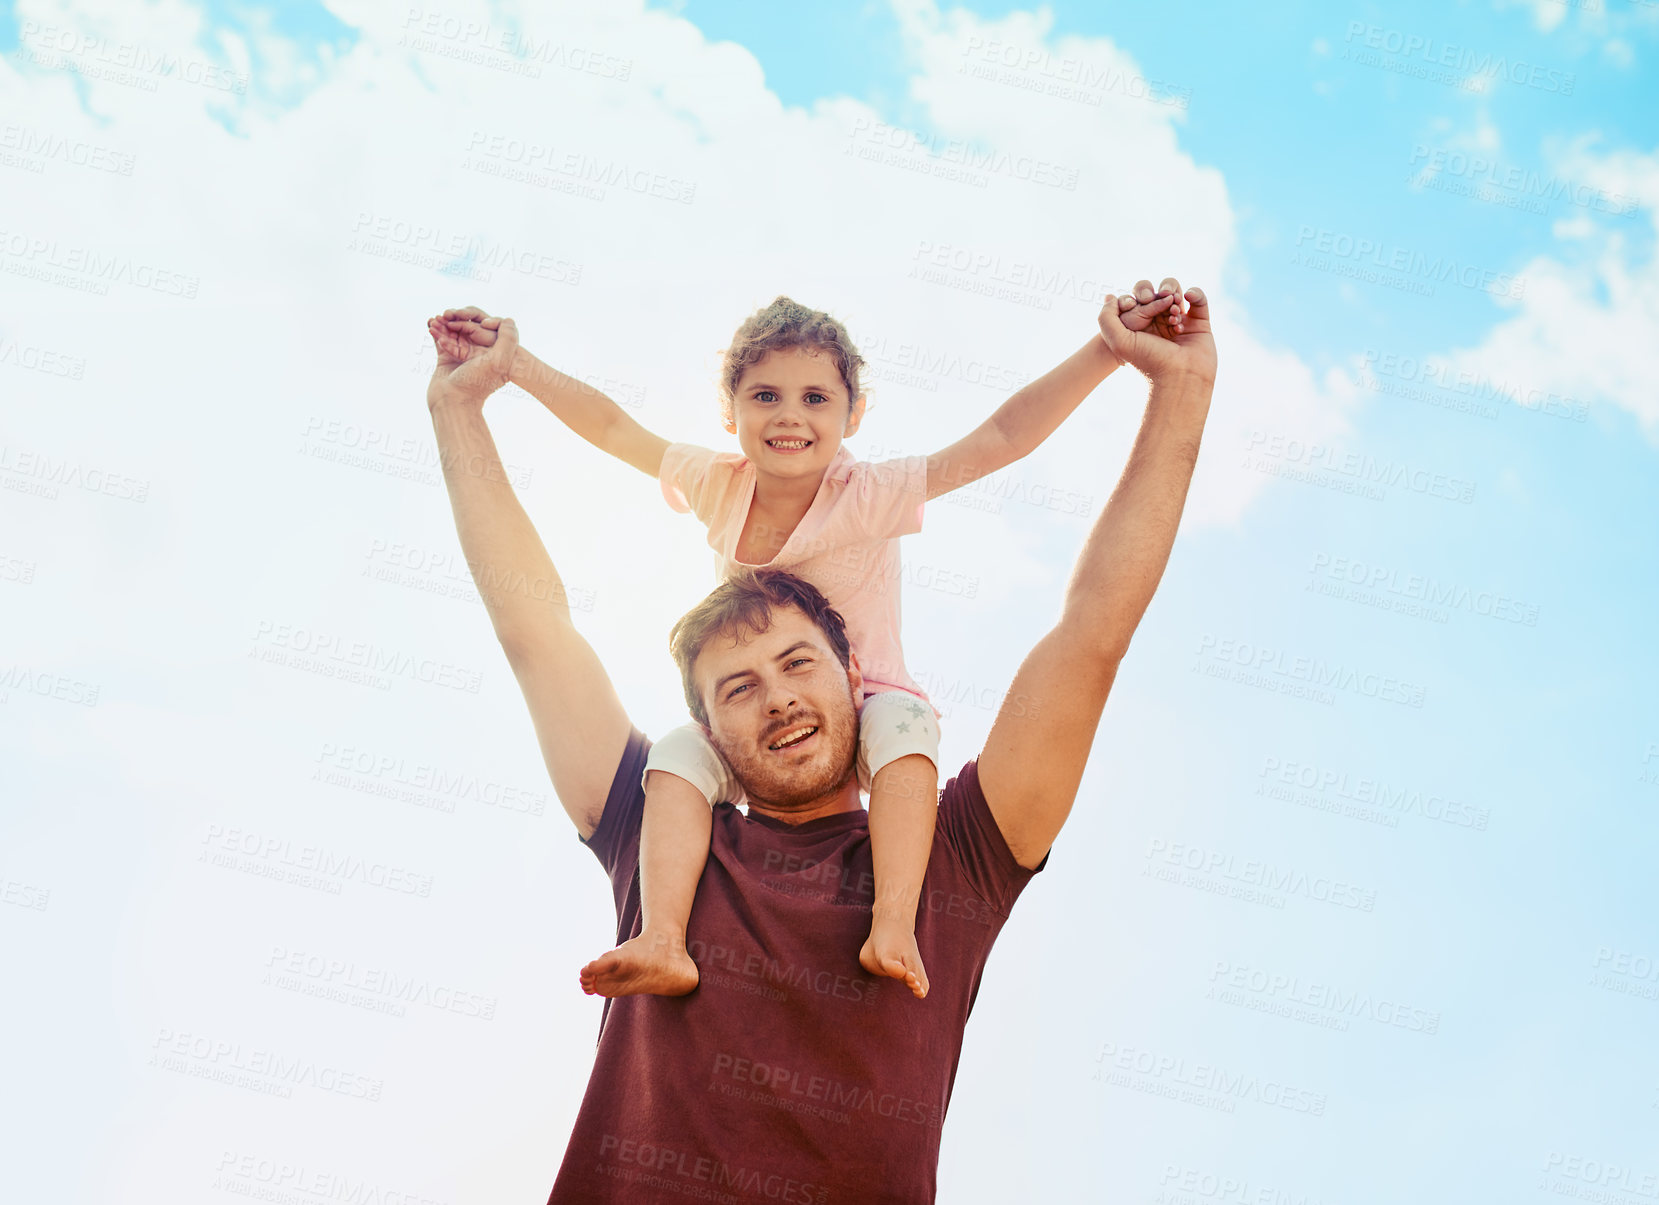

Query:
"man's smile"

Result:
[[766, 723, 819, 751]]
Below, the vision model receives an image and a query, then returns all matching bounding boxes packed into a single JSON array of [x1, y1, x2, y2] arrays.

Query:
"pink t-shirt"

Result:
[[660, 442, 931, 706]]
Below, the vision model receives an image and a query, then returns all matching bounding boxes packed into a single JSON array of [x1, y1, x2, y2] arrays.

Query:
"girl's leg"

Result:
[[578, 724, 737, 997], [856, 692, 941, 1000]]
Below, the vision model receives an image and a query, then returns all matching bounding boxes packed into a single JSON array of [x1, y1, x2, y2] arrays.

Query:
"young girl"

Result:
[[429, 289, 1176, 1001]]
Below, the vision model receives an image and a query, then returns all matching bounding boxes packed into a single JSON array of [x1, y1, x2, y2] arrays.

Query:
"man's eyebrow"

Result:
[[710, 641, 818, 697]]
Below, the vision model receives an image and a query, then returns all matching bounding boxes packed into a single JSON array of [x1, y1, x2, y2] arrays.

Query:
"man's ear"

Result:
[[843, 393, 868, 438], [845, 649, 865, 698]]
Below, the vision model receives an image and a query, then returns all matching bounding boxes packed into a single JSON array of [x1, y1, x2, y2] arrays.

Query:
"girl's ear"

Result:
[[723, 417, 738, 435], [843, 393, 868, 437]]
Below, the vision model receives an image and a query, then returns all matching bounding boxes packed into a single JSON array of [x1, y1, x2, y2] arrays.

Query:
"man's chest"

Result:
[[680, 828, 998, 1018]]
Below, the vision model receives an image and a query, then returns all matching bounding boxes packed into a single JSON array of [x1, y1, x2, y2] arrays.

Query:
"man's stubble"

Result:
[[710, 680, 861, 813]]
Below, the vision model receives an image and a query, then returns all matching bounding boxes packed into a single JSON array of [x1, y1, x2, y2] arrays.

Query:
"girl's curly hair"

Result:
[[718, 296, 866, 427]]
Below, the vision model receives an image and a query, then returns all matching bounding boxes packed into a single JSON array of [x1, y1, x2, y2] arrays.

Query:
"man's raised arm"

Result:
[[977, 278, 1217, 869], [425, 312, 632, 839]]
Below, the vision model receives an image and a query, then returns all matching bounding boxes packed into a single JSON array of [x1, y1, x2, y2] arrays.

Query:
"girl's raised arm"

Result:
[[437, 307, 670, 479], [921, 291, 1173, 503], [512, 346, 670, 478]]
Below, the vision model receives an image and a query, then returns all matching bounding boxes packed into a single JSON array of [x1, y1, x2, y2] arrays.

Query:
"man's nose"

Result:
[[765, 681, 798, 713]]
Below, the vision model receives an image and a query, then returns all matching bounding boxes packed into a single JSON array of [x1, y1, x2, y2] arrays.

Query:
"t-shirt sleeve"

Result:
[[935, 756, 1046, 917], [579, 727, 652, 917], [846, 454, 928, 539], [658, 442, 726, 525]]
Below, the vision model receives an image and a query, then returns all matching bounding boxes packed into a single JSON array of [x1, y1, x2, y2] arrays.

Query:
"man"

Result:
[[425, 279, 1217, 1203]]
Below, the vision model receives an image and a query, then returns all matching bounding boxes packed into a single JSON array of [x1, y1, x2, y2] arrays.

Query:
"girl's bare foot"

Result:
[[859, 917, 929, 1000], [578, 928, 699, 997]]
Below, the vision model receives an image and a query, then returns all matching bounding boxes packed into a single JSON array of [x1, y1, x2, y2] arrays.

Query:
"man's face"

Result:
[[692, 604, 862, 810], [727, 347, 866, 484]]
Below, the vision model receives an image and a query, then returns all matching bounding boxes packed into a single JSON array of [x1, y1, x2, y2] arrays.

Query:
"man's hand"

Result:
[[426, 306, 518, 412], [1097, 278, 1216, 383]]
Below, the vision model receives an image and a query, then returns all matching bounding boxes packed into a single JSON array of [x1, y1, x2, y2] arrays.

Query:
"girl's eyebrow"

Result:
[[747, 382, 840, 395]]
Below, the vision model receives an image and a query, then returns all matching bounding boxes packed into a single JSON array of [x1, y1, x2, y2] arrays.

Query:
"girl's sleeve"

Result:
[[846, 454, 929, 539], [658, 443, 725, 524]]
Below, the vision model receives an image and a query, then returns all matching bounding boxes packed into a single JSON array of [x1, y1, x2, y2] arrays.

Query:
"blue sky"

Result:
[[2, 0, 1656, 1201]]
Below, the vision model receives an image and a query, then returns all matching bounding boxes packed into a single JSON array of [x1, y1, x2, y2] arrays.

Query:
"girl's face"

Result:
[[727, 347, 866, 485]]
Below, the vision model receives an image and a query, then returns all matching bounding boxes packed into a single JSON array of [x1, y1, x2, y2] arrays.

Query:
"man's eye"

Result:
[[727, 683, 750, 700], [786, 658, 811, 670]]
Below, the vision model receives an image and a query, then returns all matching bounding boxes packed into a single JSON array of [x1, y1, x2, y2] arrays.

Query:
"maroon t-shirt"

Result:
[[546, 727, 1046, 1205]]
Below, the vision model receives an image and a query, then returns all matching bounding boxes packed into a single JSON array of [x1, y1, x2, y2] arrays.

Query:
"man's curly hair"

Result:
[[670, 568, 853, 726]]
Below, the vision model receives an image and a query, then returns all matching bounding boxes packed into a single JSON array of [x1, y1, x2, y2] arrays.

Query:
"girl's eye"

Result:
[[755, 391, 776, 404], [805, 394, 828, 406]]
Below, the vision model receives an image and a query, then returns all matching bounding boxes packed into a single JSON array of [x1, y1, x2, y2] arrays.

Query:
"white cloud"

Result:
[[1551, 214, 1597, 238], [1489, 0, 1602, 35], [1532, 0, 1570, 34], [883, 0, 1357, 528], [1601, 36, 1635, 66], [1386, 112, 1659, 442], [1432, 141, 1659, 440], [1489, 0, 1659, 52], [1409, 107, 1504, 189]]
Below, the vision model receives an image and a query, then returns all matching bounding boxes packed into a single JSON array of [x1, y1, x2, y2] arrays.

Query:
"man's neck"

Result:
[[744, 776, 863, 826]]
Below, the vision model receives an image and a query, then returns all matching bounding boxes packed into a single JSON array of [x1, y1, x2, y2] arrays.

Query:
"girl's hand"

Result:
[[425, 307, 518, 412], [1099, 290, 1182, 368], [1098, 278, 1216, 383], [434, 304, 502, 353]]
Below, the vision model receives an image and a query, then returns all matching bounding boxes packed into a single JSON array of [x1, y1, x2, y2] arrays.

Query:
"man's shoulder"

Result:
[[935, 756, 990, 837], [934, 754, 1045, 917], [579, 726, 652, 874]]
